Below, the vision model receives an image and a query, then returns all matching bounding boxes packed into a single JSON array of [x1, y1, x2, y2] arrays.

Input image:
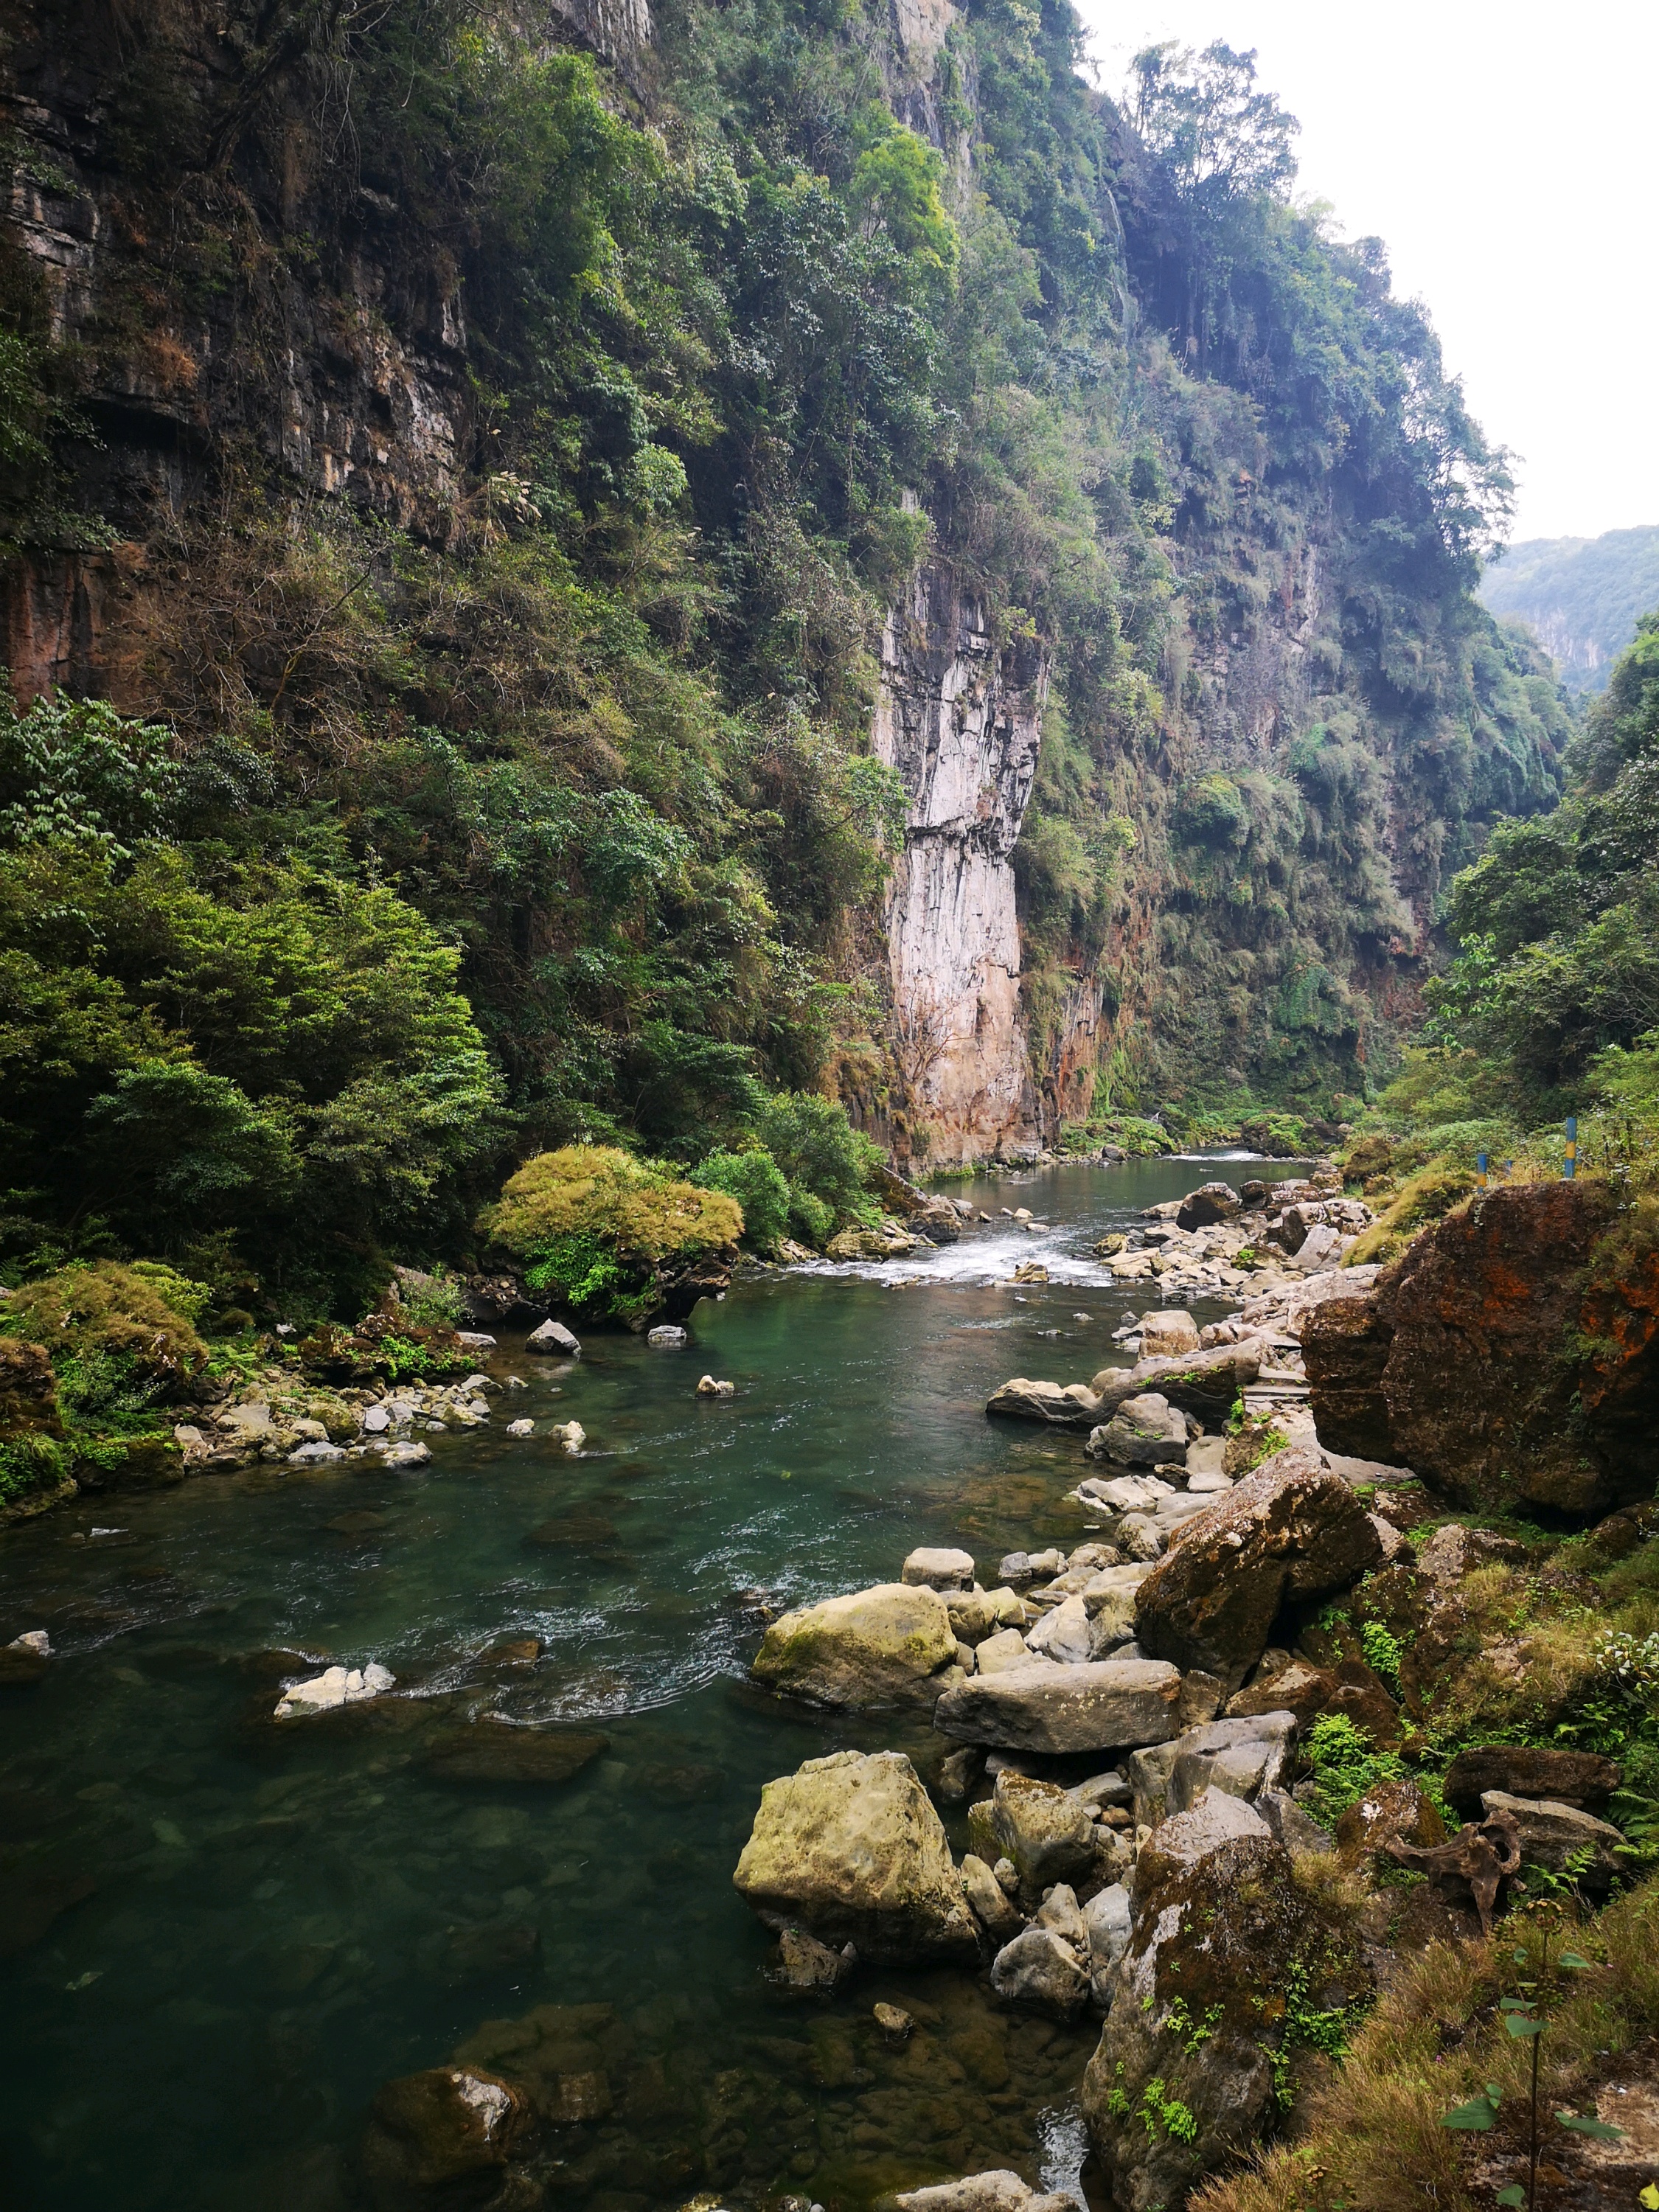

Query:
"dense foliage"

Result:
[[0, 0, 1571, 1315]]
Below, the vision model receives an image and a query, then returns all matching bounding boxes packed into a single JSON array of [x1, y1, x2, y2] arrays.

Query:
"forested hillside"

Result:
[[0, 0, 1568, 1308], [1481, 524, 1659, 691]]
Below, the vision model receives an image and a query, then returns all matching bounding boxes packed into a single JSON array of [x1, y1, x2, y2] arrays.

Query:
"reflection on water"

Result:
[[0, 1158, 1308, 2210]]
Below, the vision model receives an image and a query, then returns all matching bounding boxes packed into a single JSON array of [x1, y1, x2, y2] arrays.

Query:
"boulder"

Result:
[[1086, 1341, 1267, 1423], [1087, 1393, 1188, 1468], [827, 1221, 917, 1261], [1025, 1594, 1119, 1665], [382, 1440, 432, 1470], [1075, 1470, 1174, 1509], [274, 1662, 394, 1719], [425, 1725, 608, 1787], [1176, 1183, 1241, 1231], [505, 1419, 534, 1437], [936, 1745, 982, 1803], [1304, 1181, 1659, 1514], [902, 1546, 976, 1591], [646, 1325, 686, 1346], [1444, 1745, 1621, 1818], [959, 1851, 1023, 1940], [750, 1582, 958, 1707], [0, 1628, 52, 1686], [874, 2000, 914, 2039], [1225, 1658, 1337, 1731], [1164, 1714, 1297, 1816], [1083, 1802, 1346, 2210], [946, 1587, 1026, 1644], [526, 1319, 582, 1357], [772, 1925, 855, 1992], [985, 1377, 1102, 1426], [1140, 1309, 1202, 1358], [1255, 1787, 1334, 1858], [696, 1374, 736, 1397], [360, 2066, 526, 2211], [974, 1628, 1031, 1674], [1335, 1775, 1445, 1868], [732, 1749, 978, 1960], [968, 1771, 1097, 1897], [1479, 1790, 1627, 1893], [1133, 1449, 1382, 1688], [999, 1548, 1066, 1582], [934, 1658, 1183, 1755], [989, 1925, 1088, 2017], [1082, 1881, 1132, 2010], [1079, 1562, 1155, 1647], [897, 2173, 1070, 2212]]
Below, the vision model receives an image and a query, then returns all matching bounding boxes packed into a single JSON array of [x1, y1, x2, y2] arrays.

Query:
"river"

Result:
[[0, 1155, 1310, 2211]]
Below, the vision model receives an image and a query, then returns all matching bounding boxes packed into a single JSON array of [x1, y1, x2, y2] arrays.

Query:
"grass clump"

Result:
[[1346, 1161, 1478, 1265]]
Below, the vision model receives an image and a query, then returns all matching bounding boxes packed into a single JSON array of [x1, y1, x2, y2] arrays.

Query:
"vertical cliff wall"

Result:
[[870, 564, 1049, 1163]]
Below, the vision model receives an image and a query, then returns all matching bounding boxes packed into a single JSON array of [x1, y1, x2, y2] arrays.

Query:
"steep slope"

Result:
[[0, 0, 1570, 1267]]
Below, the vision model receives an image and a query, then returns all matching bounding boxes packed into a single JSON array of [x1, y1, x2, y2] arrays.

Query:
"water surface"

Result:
[[0, 1158, 1309, 2211]]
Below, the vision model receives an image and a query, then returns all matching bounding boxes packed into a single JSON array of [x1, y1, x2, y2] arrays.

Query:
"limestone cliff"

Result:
[[871, 566, 1048, 1164]]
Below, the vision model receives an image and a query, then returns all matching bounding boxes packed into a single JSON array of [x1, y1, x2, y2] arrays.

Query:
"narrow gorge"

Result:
[[2, 5, 1658, 2212]]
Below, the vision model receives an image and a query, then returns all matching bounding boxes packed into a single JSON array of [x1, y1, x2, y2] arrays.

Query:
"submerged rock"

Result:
[[897, 2173, 1075, 2212], [424, 1723, 608, 1787], [750, 1582, 958, 1706], [360, 2065, 526, 2211], [734, 1749, 978, 1961], [771, 1924, 856, 1992]]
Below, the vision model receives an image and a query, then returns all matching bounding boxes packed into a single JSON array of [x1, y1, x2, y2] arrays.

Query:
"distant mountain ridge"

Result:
[[1479, 524, 1659, 691]]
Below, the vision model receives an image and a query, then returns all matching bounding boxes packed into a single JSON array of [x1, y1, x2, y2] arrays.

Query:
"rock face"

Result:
[[1303, 1181, 1659, 1514], [871, 565, 1051, 1164], [934, 1658, 1183, 1754], [750, 1582, 958, 1705], [732, 1750, 979, 1960], [1133, 1450, 1382, 1688], [1083, 1802, 1357, 2211]]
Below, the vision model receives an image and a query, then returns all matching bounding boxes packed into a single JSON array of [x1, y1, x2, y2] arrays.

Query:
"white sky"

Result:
[[1075, 1, 1659, 543]]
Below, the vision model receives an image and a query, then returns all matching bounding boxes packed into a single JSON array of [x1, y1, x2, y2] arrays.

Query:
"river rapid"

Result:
[[0, 1156, 1312, 2212]]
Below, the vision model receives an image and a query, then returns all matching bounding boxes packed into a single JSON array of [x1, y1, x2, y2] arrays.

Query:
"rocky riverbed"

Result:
[[4, 1157, 1655, 2212]]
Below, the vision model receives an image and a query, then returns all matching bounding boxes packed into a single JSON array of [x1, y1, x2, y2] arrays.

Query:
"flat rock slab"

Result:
[[1445, 1745, 1620, 1815], [934, 1658, 1182, 1753], [424, 1725, 609, 1787]]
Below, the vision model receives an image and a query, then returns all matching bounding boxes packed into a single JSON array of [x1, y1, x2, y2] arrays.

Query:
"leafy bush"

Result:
[[1304, 1712, 1402, 1825], [754, 1094, 881, 1233], [692, 1148, 790, 1252]]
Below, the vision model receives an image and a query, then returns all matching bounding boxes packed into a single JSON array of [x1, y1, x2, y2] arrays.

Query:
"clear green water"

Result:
[[0, 1158, 1307, 2211]]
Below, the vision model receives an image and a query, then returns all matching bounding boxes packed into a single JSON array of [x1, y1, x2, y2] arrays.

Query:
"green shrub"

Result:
[[1, 1261, 207, 1388], [1304, 1712, 1402, 1825], [482, 1144, 742, 1322], [754, 1093, 881, 1231], [692, 1147, 790, 1251]]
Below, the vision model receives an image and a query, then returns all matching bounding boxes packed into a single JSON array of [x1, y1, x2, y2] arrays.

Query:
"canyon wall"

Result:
[[870, 566, 1048, 1164]]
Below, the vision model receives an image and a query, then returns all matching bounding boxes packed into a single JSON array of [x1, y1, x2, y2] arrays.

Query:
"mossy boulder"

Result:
[[1082, 1810, 1369, 2208], [480, 1144, 742, 1328], [750, 1582, 959, 1706], [733, 1749, 979, 1961]]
